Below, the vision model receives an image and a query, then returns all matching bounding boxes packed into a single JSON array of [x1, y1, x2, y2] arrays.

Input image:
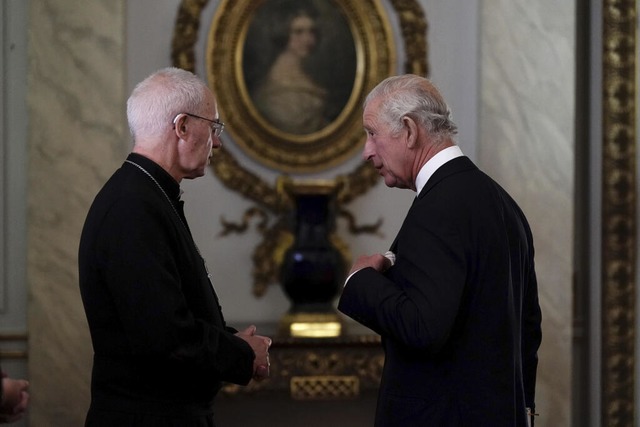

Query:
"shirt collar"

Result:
[[126, 152, 182, 201], [415, 145, 464, 195]]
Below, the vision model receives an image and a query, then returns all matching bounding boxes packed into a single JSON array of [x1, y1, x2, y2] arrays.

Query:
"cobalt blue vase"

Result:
[[280, 188, 346, 314]]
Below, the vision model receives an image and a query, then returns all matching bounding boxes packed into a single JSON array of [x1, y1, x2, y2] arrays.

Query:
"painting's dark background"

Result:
[[242, 0, 357, 124]]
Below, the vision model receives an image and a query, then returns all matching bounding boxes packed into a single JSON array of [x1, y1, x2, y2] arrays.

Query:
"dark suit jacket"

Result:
[[339, 156, 542, 427], [79, 153, 254, 425]]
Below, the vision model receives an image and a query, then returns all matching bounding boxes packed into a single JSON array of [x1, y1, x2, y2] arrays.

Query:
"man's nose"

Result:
[[211, 134, 222, 148], [362, 141, 374, 161]]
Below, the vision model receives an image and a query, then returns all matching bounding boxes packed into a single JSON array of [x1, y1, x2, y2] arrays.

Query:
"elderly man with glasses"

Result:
[[79, 67, 271, 427]]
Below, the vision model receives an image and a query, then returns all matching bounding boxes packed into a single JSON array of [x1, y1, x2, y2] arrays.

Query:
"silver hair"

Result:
[[364, 74, 458, 143], [127, 67, 209, 141]]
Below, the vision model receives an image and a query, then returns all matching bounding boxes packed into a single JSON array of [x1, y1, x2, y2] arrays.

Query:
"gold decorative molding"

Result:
[[220, 338, 384, 397], [387, 0, 429, 76], [290, 375, 359, 399], [601, 0, 637, 426], [0, 350, 28, 360], [0, 333, 28, 341], [172, 0, 428, 296], [0, 333, 29, 360]]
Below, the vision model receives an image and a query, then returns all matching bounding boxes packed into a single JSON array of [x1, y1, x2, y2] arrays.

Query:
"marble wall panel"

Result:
[[26, 0, 126, 425], [480, 0, 575, 425]]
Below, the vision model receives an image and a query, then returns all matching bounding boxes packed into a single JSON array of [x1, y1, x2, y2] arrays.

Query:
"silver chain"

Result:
[[124, 159, 213, 281]]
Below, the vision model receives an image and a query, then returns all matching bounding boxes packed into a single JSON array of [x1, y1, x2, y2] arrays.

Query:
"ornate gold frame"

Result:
[[601, 0, 637, 425], [207, 0, 394, 173], [172, 0, 428, 295]]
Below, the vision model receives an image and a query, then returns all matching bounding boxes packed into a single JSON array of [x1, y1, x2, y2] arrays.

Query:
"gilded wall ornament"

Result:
[[601, 0, 637, 425], [171, 0, 428, 296]]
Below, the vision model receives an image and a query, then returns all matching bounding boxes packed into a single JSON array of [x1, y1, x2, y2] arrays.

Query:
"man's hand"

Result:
[[235, 325, 272, 381], [0, 372, 29, 424], [348, 252, 394, 276]]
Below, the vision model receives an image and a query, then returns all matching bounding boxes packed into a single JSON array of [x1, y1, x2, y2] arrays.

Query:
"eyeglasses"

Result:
[[174, 113, 225, 137]]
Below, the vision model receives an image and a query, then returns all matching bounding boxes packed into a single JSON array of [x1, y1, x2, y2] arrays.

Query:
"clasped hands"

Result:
[[236, 325, 272, 381]]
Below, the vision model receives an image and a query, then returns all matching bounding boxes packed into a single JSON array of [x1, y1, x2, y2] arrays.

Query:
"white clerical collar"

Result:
[[415, 145, 464, 195]]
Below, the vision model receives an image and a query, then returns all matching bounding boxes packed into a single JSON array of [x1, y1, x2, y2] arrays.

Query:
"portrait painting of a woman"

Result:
[[243, 0, 357, 136]]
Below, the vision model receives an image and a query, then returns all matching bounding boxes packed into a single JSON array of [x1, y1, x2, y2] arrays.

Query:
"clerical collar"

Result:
[[415, 145, 464, 195], [126, 153, 182, 201]]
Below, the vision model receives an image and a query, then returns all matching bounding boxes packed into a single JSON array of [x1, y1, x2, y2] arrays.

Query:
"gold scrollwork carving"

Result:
[[290, 375, 359, 399], [172, 0, 428, 296], [601, 0, 637, 426], [220, 340, 384, 396], [300, 351, 344, 374], [387, 0, 429, 76]]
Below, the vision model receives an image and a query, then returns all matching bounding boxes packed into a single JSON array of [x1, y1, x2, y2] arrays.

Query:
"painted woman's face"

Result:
[[287, 15, 317, 57]]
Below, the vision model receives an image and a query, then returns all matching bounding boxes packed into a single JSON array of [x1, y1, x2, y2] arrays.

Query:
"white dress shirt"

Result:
[[415, 145, 464, 195]]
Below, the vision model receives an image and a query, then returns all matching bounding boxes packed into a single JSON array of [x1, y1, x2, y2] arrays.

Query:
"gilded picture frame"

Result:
[[206, 0, 395, 173], [171, 0, 427, 213], [600, 0, 637, 424], [172, 0, 428, 295]]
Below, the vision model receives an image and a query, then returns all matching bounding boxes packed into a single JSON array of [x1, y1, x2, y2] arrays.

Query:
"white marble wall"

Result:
[[23, 0, 574, 425], [26, 0, 126, 425], [480, 0, 575, 425]]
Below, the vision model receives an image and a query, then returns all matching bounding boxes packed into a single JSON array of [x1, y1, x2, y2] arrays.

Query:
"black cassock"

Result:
[[79, 153, 253, 426]]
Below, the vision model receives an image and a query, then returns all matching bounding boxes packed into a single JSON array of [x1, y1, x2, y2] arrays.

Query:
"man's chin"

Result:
[[186, 168, 206, 180], [383, 177, 396, 188]]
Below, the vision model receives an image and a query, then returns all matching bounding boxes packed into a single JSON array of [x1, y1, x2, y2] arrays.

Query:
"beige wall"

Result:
[[479, 0, 575, 425], [24, 0, 574, 425], [27, 0, 126, 425]]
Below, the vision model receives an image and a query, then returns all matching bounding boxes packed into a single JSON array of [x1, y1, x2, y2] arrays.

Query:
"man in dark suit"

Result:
[[338, 74, 542, 426], [79, 67, 271, 426]]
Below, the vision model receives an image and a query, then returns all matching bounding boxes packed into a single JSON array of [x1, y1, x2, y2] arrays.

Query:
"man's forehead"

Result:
[[363, 102, 381, 126], [204, 91, 219, 116]]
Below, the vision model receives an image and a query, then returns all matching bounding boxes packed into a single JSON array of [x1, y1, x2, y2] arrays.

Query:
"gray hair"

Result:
[[364, 74, 458, 143], [127, 67, 209, 141]]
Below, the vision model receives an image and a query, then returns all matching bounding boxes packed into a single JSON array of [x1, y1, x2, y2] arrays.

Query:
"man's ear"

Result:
[[172, 113, 188, 138], [402, 116, 418, 148]]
